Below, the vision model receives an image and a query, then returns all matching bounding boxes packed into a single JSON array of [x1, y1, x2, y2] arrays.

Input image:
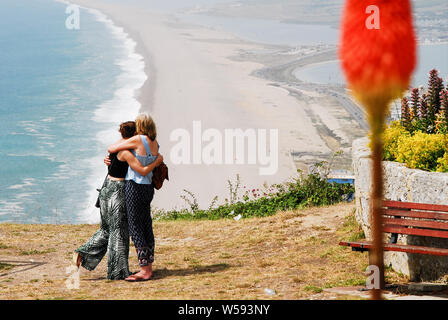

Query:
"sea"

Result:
[[0, 0, 146, 224], [293, 44, 448, 87]]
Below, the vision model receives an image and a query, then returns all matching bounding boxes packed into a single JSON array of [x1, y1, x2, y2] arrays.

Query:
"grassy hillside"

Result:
[[0, 203, 408, 300]]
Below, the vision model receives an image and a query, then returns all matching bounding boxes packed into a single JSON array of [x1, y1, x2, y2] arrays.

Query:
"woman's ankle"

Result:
[[74, 252, 82, 268], [141, 265, 152, 274]]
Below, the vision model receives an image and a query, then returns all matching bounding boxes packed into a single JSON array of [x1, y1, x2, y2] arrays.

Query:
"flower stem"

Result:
[[368, 112, 386, 300]]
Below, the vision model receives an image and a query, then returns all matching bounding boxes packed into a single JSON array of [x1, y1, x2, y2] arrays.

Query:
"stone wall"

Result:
[[353, 137, 448, 281]]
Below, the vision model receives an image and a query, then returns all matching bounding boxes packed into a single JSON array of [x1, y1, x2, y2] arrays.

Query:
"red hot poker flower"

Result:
[[339, 0, 417, 301], [339, 0, 417, 116]]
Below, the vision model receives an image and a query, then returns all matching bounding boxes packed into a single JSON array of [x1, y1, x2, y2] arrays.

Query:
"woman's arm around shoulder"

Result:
[[120, 150, 164, 176], [108, 135, 139, 154]]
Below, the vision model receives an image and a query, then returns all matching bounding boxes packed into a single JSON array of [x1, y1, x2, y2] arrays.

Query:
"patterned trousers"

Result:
[[75, 178, 131, 280], [125, 180, 155, 267]]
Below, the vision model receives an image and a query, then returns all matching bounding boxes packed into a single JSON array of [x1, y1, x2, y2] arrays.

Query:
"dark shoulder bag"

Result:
[[152, 162, 169, 190]]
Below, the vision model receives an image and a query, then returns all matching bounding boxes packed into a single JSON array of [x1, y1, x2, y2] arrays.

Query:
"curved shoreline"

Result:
[[66, 0, 366, 214], [85, 7, 148, 224], [58, 1, 149, 223]]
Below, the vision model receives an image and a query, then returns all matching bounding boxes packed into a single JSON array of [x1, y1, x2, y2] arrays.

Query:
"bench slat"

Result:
[[383, 225, 448, 239], [339, 241, 448, 256], [383, 217, 448, 231], [384, 209, 448, 221], [383, 200, 448, 213]]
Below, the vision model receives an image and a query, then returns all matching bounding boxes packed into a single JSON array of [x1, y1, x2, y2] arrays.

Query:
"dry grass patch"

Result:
[[0, 203, 408, 299]]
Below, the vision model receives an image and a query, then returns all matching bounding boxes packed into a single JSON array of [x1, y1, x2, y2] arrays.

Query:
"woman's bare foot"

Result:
[[125, 265, 152, 281]]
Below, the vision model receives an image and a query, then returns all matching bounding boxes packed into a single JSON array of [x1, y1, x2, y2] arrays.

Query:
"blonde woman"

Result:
[[107, 113, 160, 282]]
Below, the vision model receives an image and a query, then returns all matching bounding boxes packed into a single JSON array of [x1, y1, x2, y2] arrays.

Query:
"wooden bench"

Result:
[[340, 200, 448, 258]]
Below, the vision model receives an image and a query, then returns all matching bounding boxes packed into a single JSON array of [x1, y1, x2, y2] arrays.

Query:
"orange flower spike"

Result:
[[340, 0, 417, 117], [339, 0, 417, 300]]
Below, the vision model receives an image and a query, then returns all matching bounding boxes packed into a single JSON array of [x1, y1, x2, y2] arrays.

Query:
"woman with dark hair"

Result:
[[107, 113, 160, 282], [73, 121, 163, 280]]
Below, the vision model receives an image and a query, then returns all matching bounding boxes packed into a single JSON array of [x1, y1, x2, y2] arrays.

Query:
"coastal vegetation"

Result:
[[382, 69, 448, 172], [154, 156, 354, 221]]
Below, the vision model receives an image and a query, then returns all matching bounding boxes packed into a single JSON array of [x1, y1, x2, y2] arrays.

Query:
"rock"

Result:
[[264, 288, 276, 296]]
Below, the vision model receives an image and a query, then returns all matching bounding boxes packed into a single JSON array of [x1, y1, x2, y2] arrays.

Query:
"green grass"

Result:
[[324, 277, 366, 288], [20, 248, 56, 256], [304, 285, 323, 293], [0, 243, 10, 249], [0, 263, 14, 271], [337, 210, 365, 241]]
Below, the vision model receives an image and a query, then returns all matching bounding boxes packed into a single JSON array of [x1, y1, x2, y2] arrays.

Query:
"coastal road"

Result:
[[325, 88, 369, 130], [256, 50, 369, 131]]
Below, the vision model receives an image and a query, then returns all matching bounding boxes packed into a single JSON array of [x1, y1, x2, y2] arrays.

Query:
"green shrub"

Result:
[[393, 70, 448, 170], [395, 131, 447, 171], [155, 171, 354, 221], [437, 153, 448, 172], [382, 123, 448, 172], [401, 69, 446, 134], [382, 121, 410, 161]]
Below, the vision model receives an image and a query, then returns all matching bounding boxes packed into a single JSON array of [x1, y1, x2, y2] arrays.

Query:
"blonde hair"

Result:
[[135, 113, 157, 141]]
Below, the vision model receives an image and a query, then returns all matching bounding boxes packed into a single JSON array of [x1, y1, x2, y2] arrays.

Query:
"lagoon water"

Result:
[[177, 12, 447, 87], [177, 13, 339, 46], [0, 0, 145, 224], [293, 44, 448, 87]]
